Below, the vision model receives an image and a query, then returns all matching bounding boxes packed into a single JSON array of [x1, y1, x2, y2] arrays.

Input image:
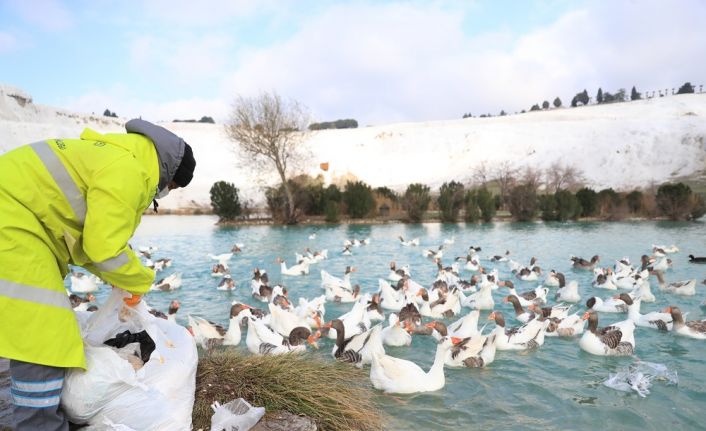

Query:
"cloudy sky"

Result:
[[1, 0, 704, 125]]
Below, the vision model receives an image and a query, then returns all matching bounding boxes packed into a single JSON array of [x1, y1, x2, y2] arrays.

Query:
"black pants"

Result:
[[9, 360, 68, 431]]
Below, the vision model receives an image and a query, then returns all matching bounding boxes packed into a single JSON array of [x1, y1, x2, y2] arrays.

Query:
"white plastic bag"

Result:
[[62, 288, 198, 430], [603, 361, 678, 397], [210, 398, 266, 431]]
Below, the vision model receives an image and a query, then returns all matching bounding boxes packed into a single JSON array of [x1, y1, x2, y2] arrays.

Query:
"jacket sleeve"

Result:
[[82, 155, 154, 294]]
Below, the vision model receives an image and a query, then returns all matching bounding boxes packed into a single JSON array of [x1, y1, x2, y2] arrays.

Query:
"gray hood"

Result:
[[125, 118, 185, 192]]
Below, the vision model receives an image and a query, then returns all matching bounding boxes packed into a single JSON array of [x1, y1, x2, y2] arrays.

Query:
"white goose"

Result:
[[277, 257, 310, 276], [544, 270, 561, 287], [459, 283, 494, 310], [630, 274, 656, 302], [326, 300, 370, 340], [387, 261, 411, 282], [593, 272, 618, 290], [422, 245, 444, 259], [655, 271, 696, 296], [381, 313, 413, 347], [665, 306, 706, 339], [245, 317, 320, 355], [652, 244, 679, 254], [217, 275, 236, 291], [579, 311, 635, 356], [321, 267, 355, 290], [70, 272, 98, 293], [416, 288, 461, 319], [209, 253, 233, 270], [398, 236, 420, 247], [502, 281, 548, 306], [150, 272, 182, 292], [268, 302, 313, 338], [585, 295, 629, 313], [544, 313, 585, 338], [488, 310, 549, 351], [378, 279, 408, 311], [555, 280, 581, 303], [369, 336, 459, 394], [188, 309, 252, 350], [625, 296, 672, 331]]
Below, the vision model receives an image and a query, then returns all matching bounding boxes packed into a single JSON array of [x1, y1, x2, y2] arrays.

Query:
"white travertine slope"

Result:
[[1, 84, 705, 210]]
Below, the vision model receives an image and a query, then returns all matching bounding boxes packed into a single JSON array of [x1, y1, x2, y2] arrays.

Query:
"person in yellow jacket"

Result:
[[0, 119, 196, 431]]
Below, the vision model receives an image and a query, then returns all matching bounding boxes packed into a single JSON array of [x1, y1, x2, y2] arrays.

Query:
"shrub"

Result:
[[509, 184, 538, 221], [477, 187, 496, 222], [626, 190, 643, 213], [542, 100, 550, 110], [553, 97, 562, 108], [555, 190, 581, 221], [576, 187, 598, 217], [657, 182, 693, 220], [324, 200, 340, 223], [464, 190, 480, 222], [403, 183, 431, 222], [690, 194, 706, 220], [210, 181, 242, 221], [438, 181, 465, 222], [530, 104, 541, 111], [343, 181, 375, 218], [374, 186, 398, 203], [539, 194, 557, 221]]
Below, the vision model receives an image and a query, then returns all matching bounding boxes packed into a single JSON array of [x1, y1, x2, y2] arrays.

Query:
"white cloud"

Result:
[[219, 1, 706, 124], [140, 0, 273, 27]]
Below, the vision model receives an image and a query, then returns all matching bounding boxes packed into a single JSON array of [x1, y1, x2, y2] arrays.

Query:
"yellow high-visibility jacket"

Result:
[[0, 125, 171, 369]]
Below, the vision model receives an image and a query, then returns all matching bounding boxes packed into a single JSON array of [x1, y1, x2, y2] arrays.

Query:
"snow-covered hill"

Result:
[[1, 84, 705, 210]]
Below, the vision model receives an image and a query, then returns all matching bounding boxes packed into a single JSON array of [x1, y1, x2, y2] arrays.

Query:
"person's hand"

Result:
[[123, 294, 142, 307]]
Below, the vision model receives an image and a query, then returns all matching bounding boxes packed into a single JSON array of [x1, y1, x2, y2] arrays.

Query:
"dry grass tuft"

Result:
[[193, 351, 385, 431]]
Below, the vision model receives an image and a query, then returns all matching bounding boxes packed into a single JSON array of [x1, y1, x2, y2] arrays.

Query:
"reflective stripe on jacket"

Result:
[[0, 128, 160, 368]]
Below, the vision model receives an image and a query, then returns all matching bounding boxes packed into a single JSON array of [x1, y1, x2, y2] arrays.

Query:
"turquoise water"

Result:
[[78, 216, 706, 430]]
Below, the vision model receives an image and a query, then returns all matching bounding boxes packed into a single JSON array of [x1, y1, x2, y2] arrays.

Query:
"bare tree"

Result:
[[546, 161, 585, 193], [493, 161, 518, 209], [225, 92, 310, 224], [521, 166, 543, 191], [472, 161, 490, 186]]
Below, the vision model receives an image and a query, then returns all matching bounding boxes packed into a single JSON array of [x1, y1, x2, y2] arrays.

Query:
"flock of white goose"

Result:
[[67, 237, 706, 395]]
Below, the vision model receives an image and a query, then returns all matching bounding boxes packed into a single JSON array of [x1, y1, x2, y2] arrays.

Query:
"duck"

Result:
[[504, 295, 536, 323], [585, 295, 629, 313], [502, 281, 548, 306], [624, 295, 672, 331], [150, 272, 182, 292], [664, 306, 706, 339], [654, 270, 696, 296], [326, 319, 385, 367], [570, 255, 600, 270], [369, 336, 459, 394], [69, 271, 98, 293], [488, 310, 549, 350], [381, 313, 413, 347], [217, 275, 236, 291], [688, 254, 706, 263], [398, 236, 420, 247], [579, 311, 635, 356], [277, 257, 310, 276]]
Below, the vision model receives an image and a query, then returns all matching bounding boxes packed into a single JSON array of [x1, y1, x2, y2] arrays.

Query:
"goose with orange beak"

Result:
[[579, 311, 635, 356], [663, 306, 706, 339], [370, 336, 462, 394]]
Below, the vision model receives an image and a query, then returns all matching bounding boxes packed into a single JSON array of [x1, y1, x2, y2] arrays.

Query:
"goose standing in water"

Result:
[[579, 311, 635, 356], [664, 306, 706, 339], [369, 336, 459, 394]]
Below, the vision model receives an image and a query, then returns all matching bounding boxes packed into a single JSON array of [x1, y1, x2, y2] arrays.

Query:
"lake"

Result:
[[3, 215, 706, 430]]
